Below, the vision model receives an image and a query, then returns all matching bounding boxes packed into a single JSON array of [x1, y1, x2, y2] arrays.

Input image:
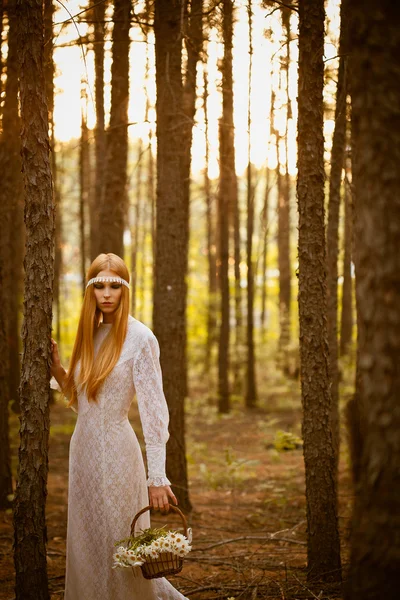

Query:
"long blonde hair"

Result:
[[64, 253, 130, 406]]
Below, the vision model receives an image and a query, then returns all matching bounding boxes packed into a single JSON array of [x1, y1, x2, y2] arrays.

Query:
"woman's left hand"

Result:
[[148, 485, 177, 513]]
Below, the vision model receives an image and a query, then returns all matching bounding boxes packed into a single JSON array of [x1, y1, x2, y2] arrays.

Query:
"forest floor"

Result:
[[0, 358, 354, 600]]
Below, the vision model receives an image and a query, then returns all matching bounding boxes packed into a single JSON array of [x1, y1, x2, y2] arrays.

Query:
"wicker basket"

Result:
[[130, 504, 188, 580]]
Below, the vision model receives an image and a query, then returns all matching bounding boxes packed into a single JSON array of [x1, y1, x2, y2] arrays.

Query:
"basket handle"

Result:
[[130, 504, 188, 538]]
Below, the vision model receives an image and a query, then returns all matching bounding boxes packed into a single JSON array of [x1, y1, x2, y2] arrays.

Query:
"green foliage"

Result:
[[273, 430, 303, 452], [116, 526, 172, 550], [199, 446, 260, 491]]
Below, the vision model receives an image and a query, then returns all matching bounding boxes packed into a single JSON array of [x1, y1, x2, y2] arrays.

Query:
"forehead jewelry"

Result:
[[86, 276, 130, 289]]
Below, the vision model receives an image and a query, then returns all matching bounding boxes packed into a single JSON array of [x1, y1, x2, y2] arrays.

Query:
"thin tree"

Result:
[[153, 0, 191, 512], [99, 0, 131, 257], [0, 0, 18, 508], [345, 2, 400, 598], [217, 0, 235, 414], [13, 0, 54, 597], [182, 0, 203, 398], [79, 90, 90, 295], [277, 7, 292, 372], [339, 151, 353, 356], [131, 142, 142, 316], [2, 0, 23, 414], [44, 0, 62, 344], [90, 0, 106, 260], [204, 63, 217, 376], [326, 0, 349, 471], [245, 0, 257, 408], [260, 87, 275, 335], [297, 0, 342, 582]]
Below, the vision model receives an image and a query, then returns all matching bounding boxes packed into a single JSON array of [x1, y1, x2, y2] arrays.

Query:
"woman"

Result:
[[50, 253, 188, 600]]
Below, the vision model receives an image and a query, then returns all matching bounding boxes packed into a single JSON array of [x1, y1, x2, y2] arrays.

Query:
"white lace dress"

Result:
[[52, 315, 188, 600]]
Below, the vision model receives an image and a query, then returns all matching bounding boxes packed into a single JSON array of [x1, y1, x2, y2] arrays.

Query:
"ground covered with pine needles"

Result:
[[0, 358, 354, 599]]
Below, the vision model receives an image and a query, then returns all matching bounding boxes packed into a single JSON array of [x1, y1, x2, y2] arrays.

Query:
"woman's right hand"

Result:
[[50, 338, 61, 375]]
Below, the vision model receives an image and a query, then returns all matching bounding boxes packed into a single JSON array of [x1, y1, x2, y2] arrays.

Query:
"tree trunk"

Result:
[[326, 0, 349, 473], [182, 0, 203, 397], [13, 1, 54, 597], [245, 0, 257, 408], [99, 0, 131, 257], [345, 3, 400, 599], [297, 0, 342, 582], [90, 0, 106, 260], [2, 0, 24, 414], [204, 65, 217, 377], [277, 8, 292, 373], [0, 0, 19, 507], [153, 0, 191, 512], [340, 153, 353, 356], [217, 0, 236, 414], [0, 0, 4, 116], [79, 107, 89, 295], [260, 87, 275, 336], [131, 142, 142, 316], [44, 0, 62, 345]]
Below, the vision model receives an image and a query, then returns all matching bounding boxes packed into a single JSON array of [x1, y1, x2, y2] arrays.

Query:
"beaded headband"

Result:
[[86, 276, 130, 289]]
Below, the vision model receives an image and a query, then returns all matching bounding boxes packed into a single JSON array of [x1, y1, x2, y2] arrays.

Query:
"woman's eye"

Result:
[[94, 284, 103, 289], [112, 284, 122, 289]]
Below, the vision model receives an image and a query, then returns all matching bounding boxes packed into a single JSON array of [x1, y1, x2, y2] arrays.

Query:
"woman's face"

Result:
[[93, 269, 123, 321]]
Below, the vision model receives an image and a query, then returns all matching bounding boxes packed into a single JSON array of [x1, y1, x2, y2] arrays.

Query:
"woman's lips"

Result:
[[102, 303, 113, 306]]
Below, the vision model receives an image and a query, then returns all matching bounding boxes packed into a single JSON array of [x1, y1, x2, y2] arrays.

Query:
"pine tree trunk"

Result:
[[79, 109, 89, 294], [13, 1, 54, 597], [204, 66, 217, 376], [182, 0, 203, 399], [245, 0, 257, 408], [131, 142, 142, 316], [2, 0, 24, 414], [44, 0, 62, 346], [260, 88, 275, 335], [278, 8, 292, 372], [339, 157, 353, 356], [99, 0, 130, 257], [0, 0, 19, 507], [297, 0, 342, 582], [153, 0, 191, 512], [326, 0, 348, 473], [346, 3, 400, 598], [218, 0, 236, 414], [91, 0, 106, 260]]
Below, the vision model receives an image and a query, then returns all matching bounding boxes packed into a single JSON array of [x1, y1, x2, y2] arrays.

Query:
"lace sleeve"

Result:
[[133, 333, 171, 487]]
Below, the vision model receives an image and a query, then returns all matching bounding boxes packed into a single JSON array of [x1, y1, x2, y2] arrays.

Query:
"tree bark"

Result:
[[90, 0, 106, 260], [326, 0, 349, 473], [0, 0, 19, 508], [44, 0, 62, 345], [204, 65, 217, 377], [345, 3, 400, 599], [99, 0, 131, 257], [297, 0, 342, 582], [79, 107, 89, 295], [131, 142, 142, 316], [278, 7, 292, 371], [339, 156, 353, 356], [217, 0, 236, 414], [2, 0, 24, 414], [181, 0, 203, 399], [260, 89, 274, 335], [13, 1, 54, 597], [245, 0, 257, 408], [153, 0, 191, 512]]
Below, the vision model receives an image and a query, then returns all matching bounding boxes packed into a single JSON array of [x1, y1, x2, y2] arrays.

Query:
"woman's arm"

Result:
[[132, 332, 176, 511], [50, 338, 67, 391]]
